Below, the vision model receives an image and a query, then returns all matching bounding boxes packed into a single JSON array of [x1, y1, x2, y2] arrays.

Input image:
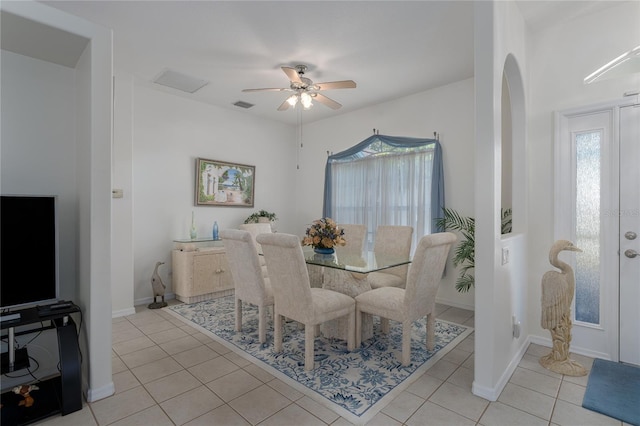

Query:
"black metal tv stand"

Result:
[[1, 303, 82, 424]]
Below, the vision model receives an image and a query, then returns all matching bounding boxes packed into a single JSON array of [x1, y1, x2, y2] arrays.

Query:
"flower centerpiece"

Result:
[[302, 217, 346, 254]]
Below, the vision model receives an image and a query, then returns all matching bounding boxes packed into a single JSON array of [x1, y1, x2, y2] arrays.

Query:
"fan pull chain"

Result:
[[296, 106, 302, 170]]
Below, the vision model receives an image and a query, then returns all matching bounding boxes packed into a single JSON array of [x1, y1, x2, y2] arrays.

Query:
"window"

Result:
[[574, 130, 602, 324], [323, 135, 444, 252], [556, 110, 613, 329]]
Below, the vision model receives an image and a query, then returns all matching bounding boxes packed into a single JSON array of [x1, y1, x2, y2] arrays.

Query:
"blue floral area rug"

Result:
[[168, 296, 472, 425]]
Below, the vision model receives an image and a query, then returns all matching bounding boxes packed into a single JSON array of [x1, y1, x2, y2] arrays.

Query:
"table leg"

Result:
[[321, 269, 374, 342]]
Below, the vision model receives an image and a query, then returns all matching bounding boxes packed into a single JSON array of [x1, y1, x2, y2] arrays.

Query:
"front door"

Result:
[[619, 104, 640, 366], [556, 97, 639, 363]]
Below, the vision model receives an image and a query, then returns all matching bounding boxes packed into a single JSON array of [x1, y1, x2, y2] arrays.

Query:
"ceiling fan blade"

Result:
[[313, 93, 342, 109], [282, 66, 302, 84], [277, 98, 291, 111], [242, 88, 289, 92], [315, 80, 357, 90]]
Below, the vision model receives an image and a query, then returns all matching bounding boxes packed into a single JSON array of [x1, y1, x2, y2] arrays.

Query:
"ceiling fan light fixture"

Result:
[[287, 94, 299, 107], [300, 92, 313, 109], [242, 65, 355, 111]]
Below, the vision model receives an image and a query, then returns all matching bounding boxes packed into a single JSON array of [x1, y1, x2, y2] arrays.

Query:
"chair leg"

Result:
[[305, 324, 315, 370], [355, 307, 362, 348], [274, 310, 283, 352], [402, 319, 412, 366], [258, 305, 267, 344], [426, 313, 435, 351], [235, 297, 242, 332], [347, 310, 355, 351], [381, 317, 390, 335]]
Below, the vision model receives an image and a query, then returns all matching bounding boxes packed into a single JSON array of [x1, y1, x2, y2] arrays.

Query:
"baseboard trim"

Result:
[[472, 336, 530, 401], [112, 307, 136, 318], [435, 296, 474, 311], [471, 380, 497, 401], [134, 292, 175, 307], [85, 381, 114, 402], [528, 335, 610, 360]]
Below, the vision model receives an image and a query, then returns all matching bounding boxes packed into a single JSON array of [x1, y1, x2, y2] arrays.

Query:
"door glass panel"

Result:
[[574, 130, 601, 324]]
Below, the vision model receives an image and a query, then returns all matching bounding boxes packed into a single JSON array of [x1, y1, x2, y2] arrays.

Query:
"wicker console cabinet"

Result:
[[172, 239, 234, 303]]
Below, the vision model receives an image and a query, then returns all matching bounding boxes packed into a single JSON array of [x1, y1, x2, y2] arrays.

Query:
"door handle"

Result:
[[625, 231, 637, 240], [624, 249, 639, 258]]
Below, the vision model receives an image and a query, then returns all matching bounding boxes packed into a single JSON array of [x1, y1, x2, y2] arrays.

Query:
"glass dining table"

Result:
[[302, 247, 411, 273], [302, 247, 412, 341]]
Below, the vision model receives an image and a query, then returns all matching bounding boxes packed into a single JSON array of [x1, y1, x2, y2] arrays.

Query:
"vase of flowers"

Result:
[[302, 217, 346, 254]]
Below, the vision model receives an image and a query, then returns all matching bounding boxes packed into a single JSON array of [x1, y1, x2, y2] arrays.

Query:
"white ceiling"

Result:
[[2, 1, 625, 126]]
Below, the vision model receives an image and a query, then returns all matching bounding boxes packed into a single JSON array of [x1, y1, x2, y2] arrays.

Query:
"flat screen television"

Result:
[[1, 195, 59, 311]]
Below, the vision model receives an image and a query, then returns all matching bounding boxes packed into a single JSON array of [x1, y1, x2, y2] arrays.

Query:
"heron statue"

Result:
[[148, 261, 167, 309], [539, 240, 586, 376]]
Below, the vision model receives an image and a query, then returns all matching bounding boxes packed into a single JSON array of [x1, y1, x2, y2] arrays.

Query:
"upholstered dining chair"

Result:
[[256, 232, 356, 370], [366, 225, 413, 289], [220, 229, 274, 344], [355, 232, 457, 366], [239, 222, 272, 254], [336, 224, 367, 255], [239, 222, 272, 276]]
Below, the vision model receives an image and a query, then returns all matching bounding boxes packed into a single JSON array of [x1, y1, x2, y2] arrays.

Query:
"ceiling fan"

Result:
[[242, 65, 356, 111]]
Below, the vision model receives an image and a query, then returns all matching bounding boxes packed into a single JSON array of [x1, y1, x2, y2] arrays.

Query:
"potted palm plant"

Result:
[[435, 207, 512, 292]]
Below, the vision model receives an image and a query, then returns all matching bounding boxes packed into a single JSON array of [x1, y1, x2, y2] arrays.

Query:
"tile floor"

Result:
[[35, 301, 625, 426]]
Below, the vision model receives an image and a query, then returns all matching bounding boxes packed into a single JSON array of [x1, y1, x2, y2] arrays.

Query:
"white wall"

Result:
[[295, 78, 476, 310], [129, 82, 296, 304], [527, 1, 640, 347], [0, 49, 78, 390]]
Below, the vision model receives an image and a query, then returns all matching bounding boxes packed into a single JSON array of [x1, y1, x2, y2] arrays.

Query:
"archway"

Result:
[[502, 54, 526, 235]]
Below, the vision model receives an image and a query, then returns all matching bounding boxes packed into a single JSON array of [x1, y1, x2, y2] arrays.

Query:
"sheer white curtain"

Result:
[[331, 149, 435, 253]]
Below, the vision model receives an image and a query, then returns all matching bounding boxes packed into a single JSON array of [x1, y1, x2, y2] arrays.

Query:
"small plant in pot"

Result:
[[244, 209, 277, 224]]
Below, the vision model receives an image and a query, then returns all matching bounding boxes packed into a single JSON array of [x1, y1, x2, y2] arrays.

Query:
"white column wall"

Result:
[[111, 72, 135, 317], [473, 0, 529, 401]]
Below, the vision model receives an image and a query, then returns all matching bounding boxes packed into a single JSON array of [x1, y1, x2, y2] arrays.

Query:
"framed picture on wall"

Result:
[[195, 158, 255, 207]]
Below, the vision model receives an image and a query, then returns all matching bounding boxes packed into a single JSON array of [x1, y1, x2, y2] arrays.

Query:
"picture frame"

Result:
[[195, 158, 255, 207]]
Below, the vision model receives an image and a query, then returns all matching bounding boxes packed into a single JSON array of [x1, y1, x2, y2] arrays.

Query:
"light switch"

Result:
[[501, 247, 509, 265]]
